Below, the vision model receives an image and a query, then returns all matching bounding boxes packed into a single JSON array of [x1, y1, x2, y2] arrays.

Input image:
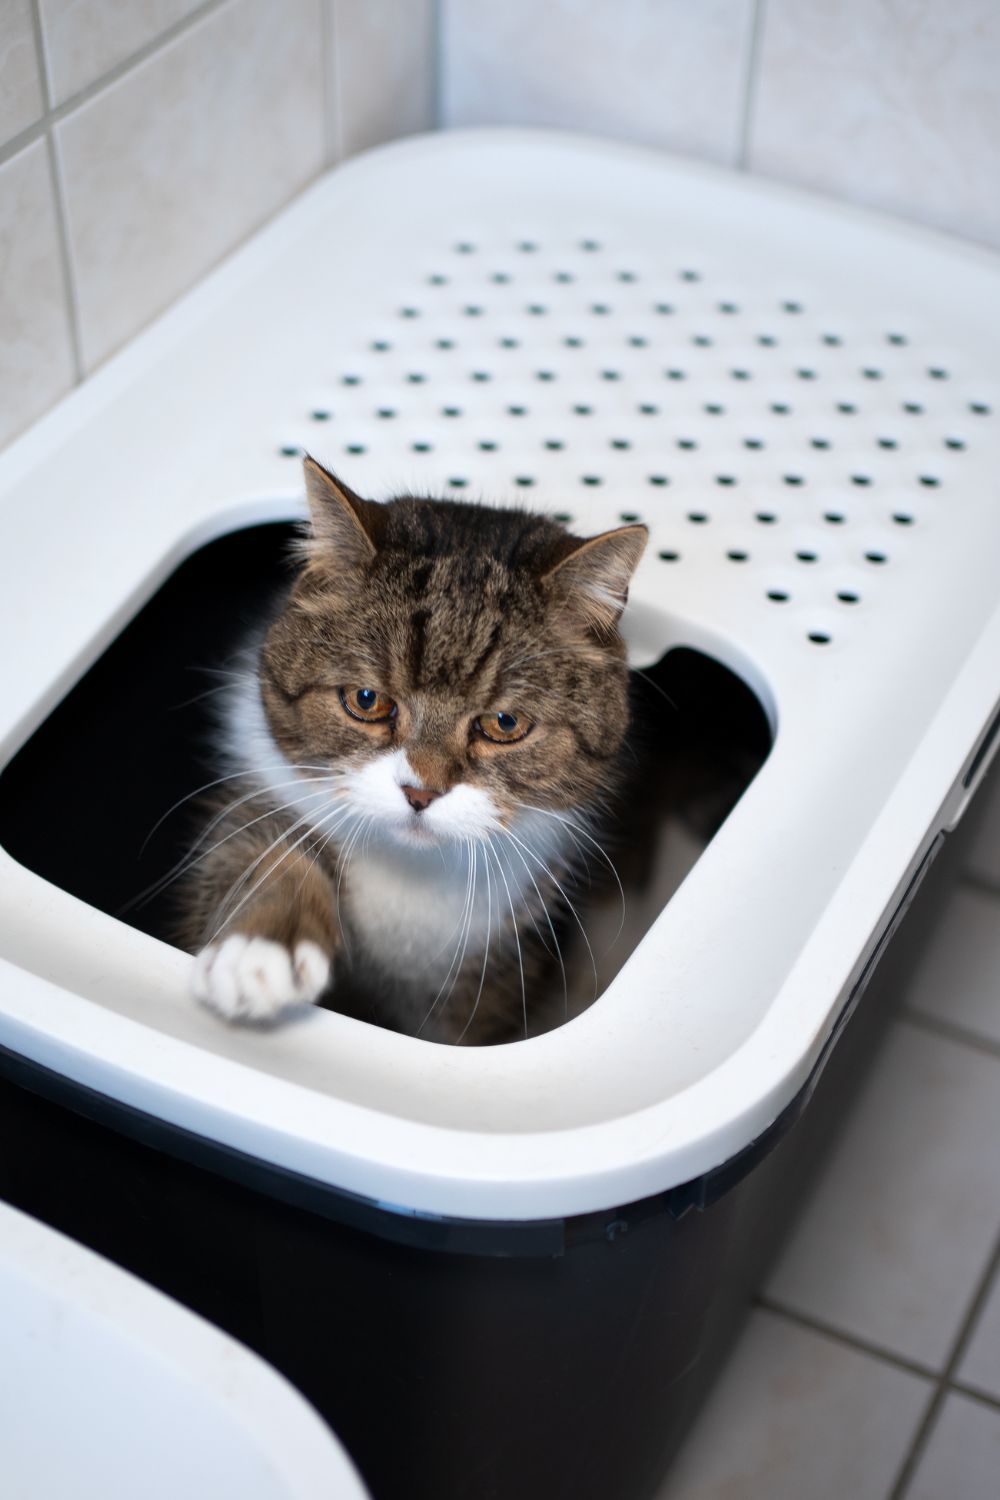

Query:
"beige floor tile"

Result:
[[957, 1270, 1000, 1401], [765, 1021, 1000, 1368], [906, 1393, 1000, 1500], [902, 884, 1000, 1046], [656, 1310, 928, 1500]]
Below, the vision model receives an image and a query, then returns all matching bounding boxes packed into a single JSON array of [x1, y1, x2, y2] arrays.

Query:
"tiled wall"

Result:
[[442, 0, 1000, 247], [0, 0, 435, 449]]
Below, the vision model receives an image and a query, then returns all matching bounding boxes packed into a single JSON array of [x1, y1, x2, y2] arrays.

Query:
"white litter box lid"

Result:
[[0, 1199, 368, 1499], [0, 130, 999, 1221]]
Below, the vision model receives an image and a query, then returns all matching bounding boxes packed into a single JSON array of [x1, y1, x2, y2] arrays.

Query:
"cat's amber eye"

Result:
[[475, 710, 532, 744], [339, 686, 397, 723]]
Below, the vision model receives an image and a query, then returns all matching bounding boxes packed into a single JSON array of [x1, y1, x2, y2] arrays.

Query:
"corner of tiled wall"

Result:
[[0, 0, 436, 452]]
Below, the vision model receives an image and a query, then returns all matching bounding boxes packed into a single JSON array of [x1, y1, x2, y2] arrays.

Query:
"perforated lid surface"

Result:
[[0, 131, 998, 1218]]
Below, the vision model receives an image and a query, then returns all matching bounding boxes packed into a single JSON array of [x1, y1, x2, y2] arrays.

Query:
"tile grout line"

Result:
[[0, 0, 230, 174], [755, 1296, 940, 1384], [886, 1230, 1000, 1500], [898, 1007, 1000, 1062], [26, 0, 83, 384], [736, 0, 767, 171], [432, 0, 445, 130]]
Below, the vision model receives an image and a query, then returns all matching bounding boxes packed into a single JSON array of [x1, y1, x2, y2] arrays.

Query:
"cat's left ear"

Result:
[[542, 524, 648, 634], [302, 455, 384, 568]]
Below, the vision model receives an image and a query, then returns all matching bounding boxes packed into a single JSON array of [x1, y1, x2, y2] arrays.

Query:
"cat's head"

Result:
[[258, 457, 647, 849]]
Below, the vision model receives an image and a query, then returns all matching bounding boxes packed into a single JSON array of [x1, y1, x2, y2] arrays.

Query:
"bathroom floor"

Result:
[[656, 778, 1000, 1500]]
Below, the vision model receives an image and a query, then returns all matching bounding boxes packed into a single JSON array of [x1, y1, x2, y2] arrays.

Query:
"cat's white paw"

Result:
[[193, 934, 331, 1022]]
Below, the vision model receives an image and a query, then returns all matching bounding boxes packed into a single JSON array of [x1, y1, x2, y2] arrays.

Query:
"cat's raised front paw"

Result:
[[192, 934, 331, 1022]]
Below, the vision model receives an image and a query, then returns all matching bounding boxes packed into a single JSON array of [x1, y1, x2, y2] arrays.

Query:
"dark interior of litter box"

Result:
[[0, 521, 771, 1034]]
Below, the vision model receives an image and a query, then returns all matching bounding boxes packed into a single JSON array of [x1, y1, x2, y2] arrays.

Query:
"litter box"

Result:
[[0, 131, 999, 1500], [0, 1199, 369, 1500]]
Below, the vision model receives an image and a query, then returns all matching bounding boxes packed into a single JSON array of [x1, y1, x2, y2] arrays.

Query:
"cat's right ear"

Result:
[[302, 455, 383, 568]]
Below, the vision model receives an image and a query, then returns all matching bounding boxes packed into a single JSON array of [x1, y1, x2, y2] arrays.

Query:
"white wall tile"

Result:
[[906, 1393, 1000, 1500], [55, 0, 325, 371], [750, 0, 1000, 251], [0, 142, 74, 447], [441, 0, 756, 166], [958, 1273, 1000, 1401], [38, 0, 205, 106], [657, 1310, 928, 1499], [0, 0, 44, 147], [901, 885, 1000, 1046], [765, 1021, 1000, 1368], [331, 0, 435, 159]]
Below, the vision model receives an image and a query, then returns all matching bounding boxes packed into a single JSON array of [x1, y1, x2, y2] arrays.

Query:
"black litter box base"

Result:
[[0, 818, 968, 1500]]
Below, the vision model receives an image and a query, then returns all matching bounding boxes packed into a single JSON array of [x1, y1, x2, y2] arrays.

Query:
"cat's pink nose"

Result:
[[401, 784, 444, 813]]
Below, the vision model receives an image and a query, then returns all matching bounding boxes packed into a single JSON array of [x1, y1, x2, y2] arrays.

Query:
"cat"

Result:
[[180, 455, 647, 1044]]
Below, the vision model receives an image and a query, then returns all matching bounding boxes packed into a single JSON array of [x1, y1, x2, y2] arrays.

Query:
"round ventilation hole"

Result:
[[628, 335, 648, 348], [744, 437, 765, 450], [341, 374, 361, 386], [731, 369, 752, 381], [407, 373, 427, 384], [862, 367, 883, 380], [903, 401, 924, 415], [715, 474, 737, 486], [464, 305, 484, 317], [581, 239, 601, 252], [822, 333, 843, 347], [564, 336, 584, 348], [945, 437, 966, 450], [767, 589, 789, 602], [515, 476, 534, 488], [346, 443, 365, 455], [782, 300, 804, 314], [278, 444, 301, 458], [680, 269, 700, 282], [755, 512, 778, 525], [437, 338, 455, 350], [865, 551, 888, 565], [518, 240, 537, 253], [455, 242, 475, 254], [527, 304, 547, 316], [553, 511, 573, 523], [658, 550, 680, 562], [507, 405, 527, 417], [638, 404, 659, 415], [886, 332, 908, 345], [837, 402, 857, 415], [371, 340, 391, 352], [553, 271, 573, 283], [310, 410, 331, 422], [727, 549, 749, 562], [654, 302, 674, 315], [376, 408, 395, 419], [928, 367, 949, 380], [705, 403, 726, 416], [535, 370, 556, 382], [478, 441, 497, 452], [448, 478, 467, 488], [400, 307, 419, 319], [811, 438, 831, 450], [851, 474, 872, 487], [412, 442, 432, 453], [797, 369, 816, 381], [807, 631, 832, 645], [667, 369, 687, 381], [837, 591, 860, 605], [718, 301, 740, 314], [771, 402, 791, 415], [918, 475, 940, 487], [970, 402, 992, 415], [892, 512, 915, 525], [602, 370, 621, 381], [442, 407, 462, 418], [758, 334, 778, 347], [591, 304, 611, 316], [620, 511, 641, 522], [544, 439, 564, 451], [581, 475, 602, 486], [573, 404, 593, 416], [617, 270, 637, 283], [610, 438, 631, 450], [796, 550, 819, 563], [824, 512, 846, 525], [647, 474, 669, 486], [783, 474, 806, 487], [877, 437, 898, 449], [692, 335, 713, 348], [492, 272, 511, 284], [687, 512, 709, 524], [677, 437, 698, 451], [471, 371, 491, 383], [428, 274, 447, 286]]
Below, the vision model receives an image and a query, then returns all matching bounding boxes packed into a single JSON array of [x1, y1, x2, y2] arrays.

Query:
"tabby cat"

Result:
[[181, 456, 647, 1044]]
